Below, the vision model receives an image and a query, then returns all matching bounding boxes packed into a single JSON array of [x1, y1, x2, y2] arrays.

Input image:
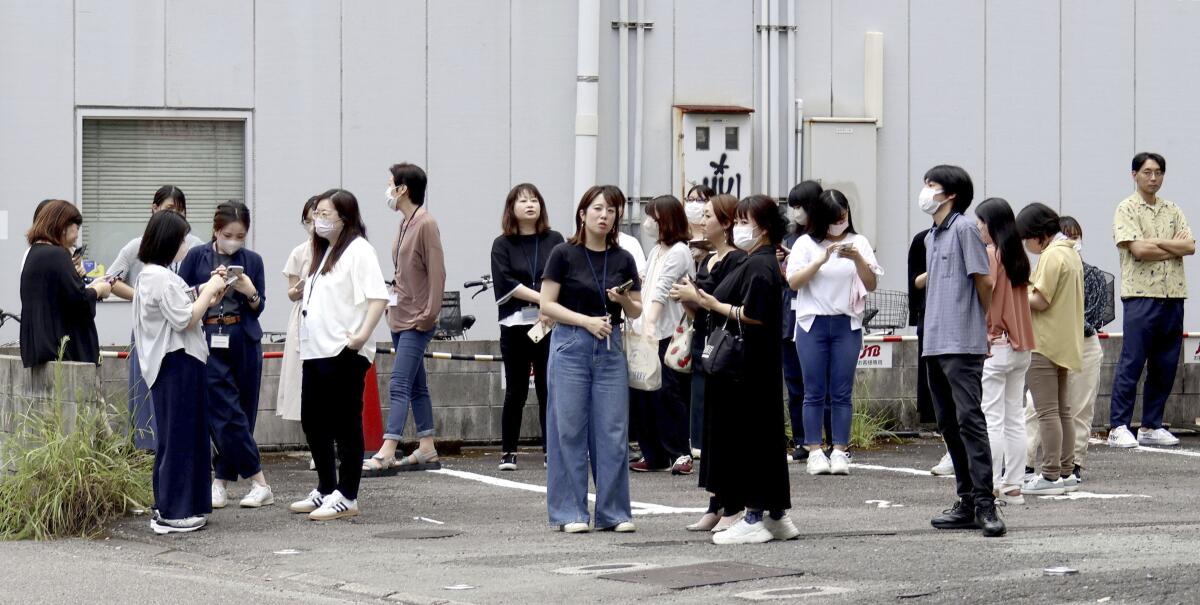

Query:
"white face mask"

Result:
[[216, 237, 243, 255], [732, 224, 758, 250], [1073, 240, 1082, 253], [828, 219, 849, 237], [314, 217, 340, 240], [918, 186, 945, 215], [642, 217, 660, 240], [385, 186, 399, 211], [684, 201, 705, 225], [791, 207, 807, 225]]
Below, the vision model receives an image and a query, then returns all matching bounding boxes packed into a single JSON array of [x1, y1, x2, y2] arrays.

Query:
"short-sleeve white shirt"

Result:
[[132, 264, 209, 387], [300, 237, 390, 363], [785, 233, 883, 334]]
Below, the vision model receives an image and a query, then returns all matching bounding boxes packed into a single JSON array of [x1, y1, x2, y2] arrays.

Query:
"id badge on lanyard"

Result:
[[300, 250, 332, 344], [210, 332, 230, 349]]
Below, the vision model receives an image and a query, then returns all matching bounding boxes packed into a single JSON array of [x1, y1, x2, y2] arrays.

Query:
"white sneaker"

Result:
[[1061, 475, 1080, 493], [1022, 475, 1066, 496], [806, 450, 831, 475], [1107, 425, 1138, 448], [691, 447, 702, 459], [930, 452, 955, 476], [150, 515, 207, 535], [829, 450, 851, 475], [996, 487, 1025, 505], [289, 489, 325, 514], [613, 521, 636, 533], [1138, 427, 1180, 446], [239, 482, 275, 508], [560, 522, 590, 533], [308, 490, 358, 521], [712, 518, 775, 545], [763, 514, 800, 541], [211, 482, 228, 509]]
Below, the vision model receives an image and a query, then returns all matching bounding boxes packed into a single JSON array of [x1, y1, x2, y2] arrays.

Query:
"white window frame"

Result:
[[74, 107, 255, 244]]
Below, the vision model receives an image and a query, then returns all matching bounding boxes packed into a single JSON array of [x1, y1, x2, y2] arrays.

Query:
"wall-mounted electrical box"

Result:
[[673, 105, 754, 201], [804, 118, 878, 243]]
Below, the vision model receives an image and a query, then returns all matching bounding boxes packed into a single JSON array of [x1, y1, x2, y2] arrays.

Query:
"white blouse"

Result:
[[300, 237, 390, 363], [631, 241, 695, 340], [785, 233, 883, 334], [132, 264, 209, 387]]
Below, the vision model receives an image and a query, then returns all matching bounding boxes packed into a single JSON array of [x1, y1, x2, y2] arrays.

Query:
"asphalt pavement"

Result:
[[3, 437, 1199, 604]]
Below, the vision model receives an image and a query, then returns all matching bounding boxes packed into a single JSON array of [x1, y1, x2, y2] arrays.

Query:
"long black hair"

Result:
[[975, 198, 1030, 286], [807, 190, 856, 241], [786, 180, 823, 236]]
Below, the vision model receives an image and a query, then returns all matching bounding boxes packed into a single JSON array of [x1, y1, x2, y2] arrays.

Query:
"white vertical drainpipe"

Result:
[[795, 98, 804, 182], [768, 0, 780, 198], [618, 0, 629, 201], [758, 0, 770, 197], [573, 0, 601, 204], [632, 0, 646, 210], [786, 0, 797, 189]]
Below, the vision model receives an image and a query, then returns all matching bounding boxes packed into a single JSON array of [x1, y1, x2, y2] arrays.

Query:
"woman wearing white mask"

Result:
[[786, 190, 882, 476], [628, 195, 697, 475], [178, 201, 274, 510], [684, 184, 715, 263], [277, 196, 320, 423]]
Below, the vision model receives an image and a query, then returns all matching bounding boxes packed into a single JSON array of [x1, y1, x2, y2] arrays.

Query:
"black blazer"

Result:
[[19, 244, 100, 367]]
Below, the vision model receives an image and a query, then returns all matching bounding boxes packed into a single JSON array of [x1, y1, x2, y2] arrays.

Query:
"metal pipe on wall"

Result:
[[758, 0, 769, 198], [632, 0, 646, 209], [573, 0, 601, 203], [786, 0, 797, 189], [768, 0, 780, 198], [617, 0, 629, 199]]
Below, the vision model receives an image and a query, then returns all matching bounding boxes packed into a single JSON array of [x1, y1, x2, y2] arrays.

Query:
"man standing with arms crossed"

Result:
[[1108, 152, 1194, 448]]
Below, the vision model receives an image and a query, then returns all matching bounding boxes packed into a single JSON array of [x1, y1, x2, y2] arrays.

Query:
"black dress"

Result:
[[699, 246, 790, 512], [19, 244, 100, 367]]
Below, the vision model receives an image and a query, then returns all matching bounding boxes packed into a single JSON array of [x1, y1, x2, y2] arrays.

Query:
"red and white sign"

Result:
[[1186, 338, 1200, 364], [856, 342, 893, 369]]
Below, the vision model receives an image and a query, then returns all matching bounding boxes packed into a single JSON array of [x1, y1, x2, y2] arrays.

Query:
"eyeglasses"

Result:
[[1138, 169, 1164, 178], [313, 210, 339, 219]]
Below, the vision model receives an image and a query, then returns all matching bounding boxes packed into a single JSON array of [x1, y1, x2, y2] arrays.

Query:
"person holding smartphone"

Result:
[[178, 201, 274, 510], [20, 199, 111, 368], [132, 210, 228, 534], [540, 185, 642, 533], [278, 196, 320, 423], [786, 190, 882, 476], [489, 183, 565, 471]]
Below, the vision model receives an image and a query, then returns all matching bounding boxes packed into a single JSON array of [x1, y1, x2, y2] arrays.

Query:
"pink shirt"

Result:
[[986, 246, 1036, 352]]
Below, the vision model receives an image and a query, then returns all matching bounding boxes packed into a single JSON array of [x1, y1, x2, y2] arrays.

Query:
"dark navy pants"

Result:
[[151, 350, 213, 519], [204, 322, 263, 481], [1110, 297, 1184, 430], [782, 338, 805, 448]]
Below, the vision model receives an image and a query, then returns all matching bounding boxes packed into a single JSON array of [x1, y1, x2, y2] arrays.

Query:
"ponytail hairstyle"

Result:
[[975, 198, 1030, 286]]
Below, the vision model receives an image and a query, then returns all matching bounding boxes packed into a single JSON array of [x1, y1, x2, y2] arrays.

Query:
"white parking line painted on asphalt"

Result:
[[1088, 437, 1200, 458], [428, 468, 707, 515], [1037, 491, 1152, 501], [849, 463, 953, 477]]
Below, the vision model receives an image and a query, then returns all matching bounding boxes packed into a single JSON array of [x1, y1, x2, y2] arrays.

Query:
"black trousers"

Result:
[[302, 348, 370, 500], [499, 324, 550, 453], [926, 353, 994, 505], [915, 319, 936, 424], [632, 337, 691, 468]]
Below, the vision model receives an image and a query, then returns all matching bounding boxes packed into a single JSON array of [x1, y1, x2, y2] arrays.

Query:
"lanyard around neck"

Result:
[[584, 246, 609, 313]]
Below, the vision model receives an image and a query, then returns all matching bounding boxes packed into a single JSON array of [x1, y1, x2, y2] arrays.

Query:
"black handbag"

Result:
[[700, 306, 743, 376]]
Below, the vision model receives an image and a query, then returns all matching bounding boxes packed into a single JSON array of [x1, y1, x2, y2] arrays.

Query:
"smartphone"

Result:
[[613, 279, 635, 294], [225, 265, 244, 285], [72, 244, 87, 259], [527, 321, 550, 343]]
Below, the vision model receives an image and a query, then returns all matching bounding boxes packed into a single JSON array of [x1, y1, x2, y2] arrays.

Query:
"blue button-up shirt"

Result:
[[922, 213, 990, 356]]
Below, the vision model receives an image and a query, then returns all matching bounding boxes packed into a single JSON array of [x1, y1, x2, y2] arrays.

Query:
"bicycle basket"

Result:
[[434, 291, 463, 340], [863, 289, 909, 332]]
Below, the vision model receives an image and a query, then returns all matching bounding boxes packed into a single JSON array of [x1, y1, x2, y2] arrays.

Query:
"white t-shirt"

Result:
[[282, 240, 312, 281], [300, 237, 390, 363], [111, 233, 205, 284], [618, 232, 647, 274], [785, 233, 883, 334], [132, 264, 209, 387], [631, 241, 695, 340]]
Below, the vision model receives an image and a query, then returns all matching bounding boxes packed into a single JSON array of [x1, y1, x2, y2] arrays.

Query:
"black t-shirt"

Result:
[[489, 230, 566, 321], [543, 242, 641, 325], [907, 229, 930, 326]]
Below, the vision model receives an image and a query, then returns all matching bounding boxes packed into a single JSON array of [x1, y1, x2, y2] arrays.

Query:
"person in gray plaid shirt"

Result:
[[914, 165, 1005, 538]]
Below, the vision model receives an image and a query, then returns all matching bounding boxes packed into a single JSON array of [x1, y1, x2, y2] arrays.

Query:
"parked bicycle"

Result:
[[432, 275, 492, 340]]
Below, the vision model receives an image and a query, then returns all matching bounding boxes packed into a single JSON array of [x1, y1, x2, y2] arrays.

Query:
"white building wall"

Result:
[[2, 0, 1200, 346]]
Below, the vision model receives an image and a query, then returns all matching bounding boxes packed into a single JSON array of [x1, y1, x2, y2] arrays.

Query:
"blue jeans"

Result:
[[545, 324, 631, 528], [384, 329, 436, 441], [1110, 298, 1184, 430], [794, 315, 861, 446]]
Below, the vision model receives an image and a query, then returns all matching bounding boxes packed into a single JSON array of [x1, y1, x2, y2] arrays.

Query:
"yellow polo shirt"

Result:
[[1112, 193, 1191, 299], [1030, 239, 1084, 371]]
